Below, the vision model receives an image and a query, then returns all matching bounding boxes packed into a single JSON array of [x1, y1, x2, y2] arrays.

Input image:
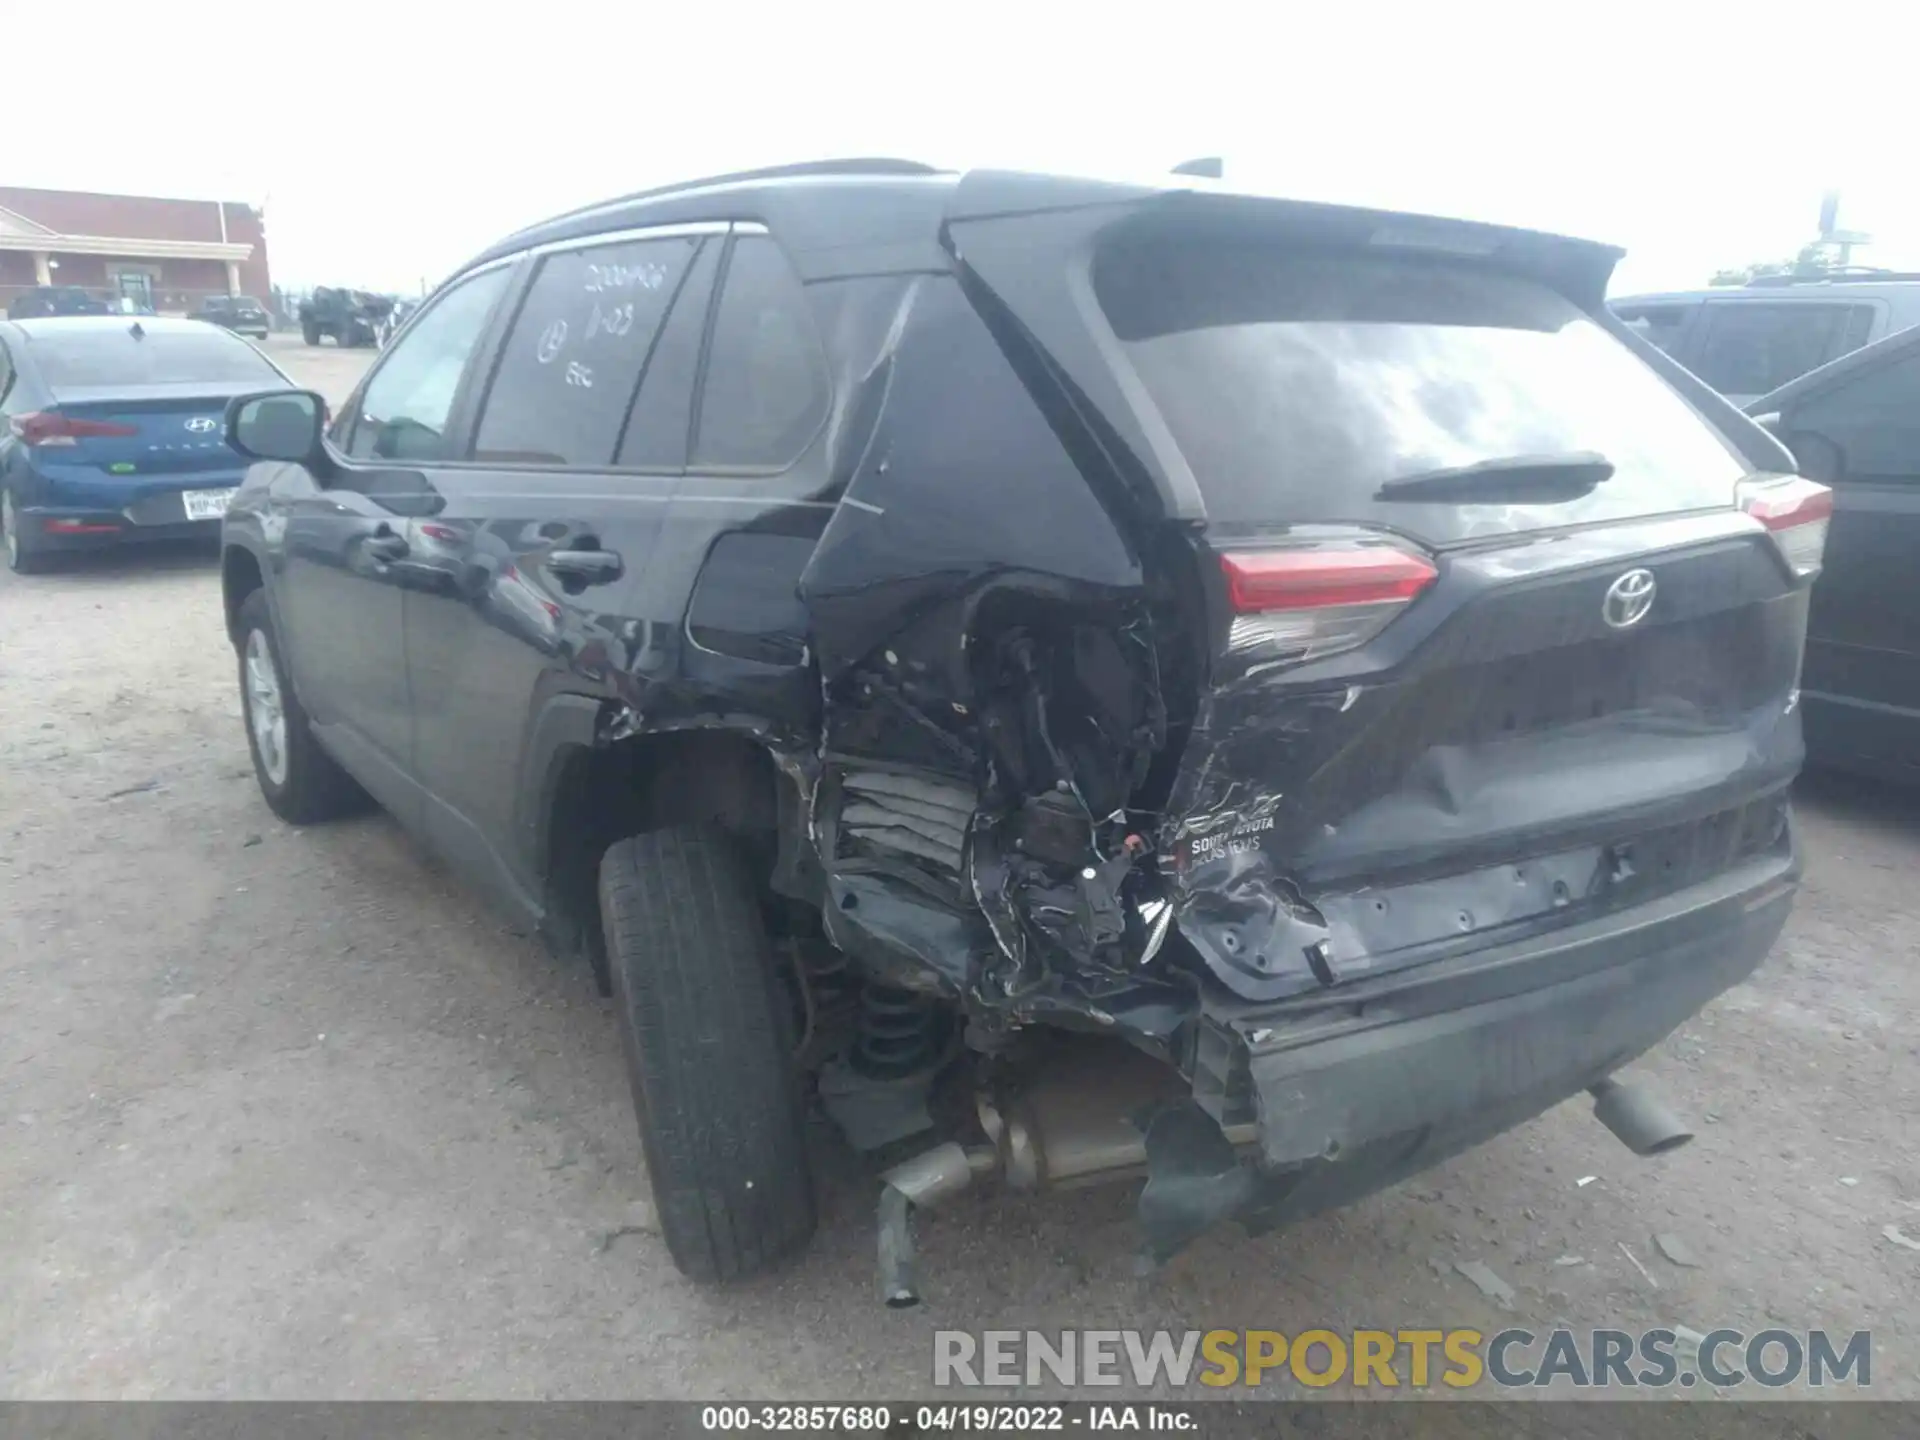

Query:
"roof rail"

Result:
[[1746, 268, 1920, 287], [513, 158, 948, 236]]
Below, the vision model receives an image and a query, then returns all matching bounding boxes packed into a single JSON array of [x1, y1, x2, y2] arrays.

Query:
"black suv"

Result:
[[217, 160, 1821, 1297], [194, 294, 272, 339], [1744, 323, 1920, 780]]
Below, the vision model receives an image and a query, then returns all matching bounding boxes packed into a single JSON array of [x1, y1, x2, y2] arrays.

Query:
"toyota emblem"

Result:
[[184, 416, 218, 434], [1602, 568, 1657, 629]]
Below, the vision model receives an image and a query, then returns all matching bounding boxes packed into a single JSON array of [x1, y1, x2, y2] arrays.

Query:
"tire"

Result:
[[600, 827, 816, 1281], [2, 488, 49, 574], [234, 589, 366, 824], [302, 322, 320, 346]]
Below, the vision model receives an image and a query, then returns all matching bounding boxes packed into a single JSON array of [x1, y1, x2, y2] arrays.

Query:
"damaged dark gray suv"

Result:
[[217, 160, 1824, 1301]]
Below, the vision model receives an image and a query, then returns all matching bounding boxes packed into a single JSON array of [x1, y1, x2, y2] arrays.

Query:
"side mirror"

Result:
[[227, 389, 327, 465], [1750, 411, 1784, 437]]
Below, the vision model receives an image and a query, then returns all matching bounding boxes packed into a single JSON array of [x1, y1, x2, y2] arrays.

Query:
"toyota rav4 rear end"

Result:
[[816, 174, 1817, 1297]]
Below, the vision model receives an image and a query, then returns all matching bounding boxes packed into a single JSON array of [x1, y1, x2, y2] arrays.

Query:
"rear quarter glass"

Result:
[[1094, 240, 1749, 543]]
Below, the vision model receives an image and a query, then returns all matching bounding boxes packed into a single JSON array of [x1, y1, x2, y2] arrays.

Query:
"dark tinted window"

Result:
[[31, 326, 281, 388], [615, 238, 721, 469], [692, 236, 829, 469], [347, 266, 509, 461], [1096, 240, 1744, 540], [1789, 347, 1920, 482], [1692, 303, 1867, 397], [472, 235, 697, 467]]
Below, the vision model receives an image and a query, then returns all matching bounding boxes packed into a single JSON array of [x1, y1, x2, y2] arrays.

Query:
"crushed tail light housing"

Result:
[[1221, 539, 1438, 664], [9, 412, 139, 447], [1739, 476, 1833, 579]]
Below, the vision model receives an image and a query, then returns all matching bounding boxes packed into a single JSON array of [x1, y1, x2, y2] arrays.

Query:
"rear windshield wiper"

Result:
[[1374, 451, 1615, 502]]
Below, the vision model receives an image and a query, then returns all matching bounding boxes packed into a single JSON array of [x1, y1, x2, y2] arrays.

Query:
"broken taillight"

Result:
[[1220, 542, 1438, 664], [1739, 476, 1833, 579], [9, 412, 139, 447]]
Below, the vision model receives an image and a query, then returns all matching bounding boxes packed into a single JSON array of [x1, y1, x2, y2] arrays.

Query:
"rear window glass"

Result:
[[1095, 241, 1748, 540], [33, 327, 280, 388]]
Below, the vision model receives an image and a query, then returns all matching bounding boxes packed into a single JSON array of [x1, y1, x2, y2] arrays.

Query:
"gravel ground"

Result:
[[0, 336, 1914, 1399]]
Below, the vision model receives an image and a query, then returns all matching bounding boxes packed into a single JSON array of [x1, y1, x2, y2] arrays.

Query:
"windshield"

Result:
[[1095, 240, 1747, 540], [34, 328, 281, 389]]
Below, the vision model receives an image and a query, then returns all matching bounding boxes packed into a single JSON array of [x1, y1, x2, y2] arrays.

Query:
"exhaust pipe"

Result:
[[1589, 1077, 1693, 1156], [877, 1142, 993, 1308]]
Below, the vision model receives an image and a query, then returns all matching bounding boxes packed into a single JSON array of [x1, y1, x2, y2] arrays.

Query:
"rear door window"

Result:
[[691, 235, 830, 470], [471, 234, 699, 467], [1692, 302, 1873, 398], [1095, 240, 1746, 542]]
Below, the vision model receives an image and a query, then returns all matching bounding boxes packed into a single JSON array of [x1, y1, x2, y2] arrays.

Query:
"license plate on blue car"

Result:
[[182, 488, 236, 522]]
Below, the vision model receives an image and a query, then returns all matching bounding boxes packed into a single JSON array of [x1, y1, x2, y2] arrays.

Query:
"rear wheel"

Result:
[[2, 489, 49, 575], [599, 827, 816, 1281], [235, 589, 366, 823], [301, 321, 320, 345]]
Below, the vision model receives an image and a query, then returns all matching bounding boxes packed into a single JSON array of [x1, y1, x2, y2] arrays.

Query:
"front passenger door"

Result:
[[271, 264, 513, 821]]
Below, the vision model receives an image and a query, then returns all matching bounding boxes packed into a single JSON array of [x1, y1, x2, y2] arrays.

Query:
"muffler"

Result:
[[1589, 1077, 1693, 1156]]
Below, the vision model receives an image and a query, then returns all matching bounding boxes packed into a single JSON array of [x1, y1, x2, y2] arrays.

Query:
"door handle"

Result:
[[546, 548, 622, 582], [364, 532, 410, 562]]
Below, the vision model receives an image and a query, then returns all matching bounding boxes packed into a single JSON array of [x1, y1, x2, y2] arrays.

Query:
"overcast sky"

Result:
[[14, 1, 1918, 297]]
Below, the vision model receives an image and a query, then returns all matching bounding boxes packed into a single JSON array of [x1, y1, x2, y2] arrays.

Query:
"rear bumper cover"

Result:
[[1144, 844, 1797, 1256], [16, 503, 219, 550]]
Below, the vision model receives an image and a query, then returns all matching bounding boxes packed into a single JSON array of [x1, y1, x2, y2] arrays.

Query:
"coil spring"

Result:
[[851, 984, 946, 1079]]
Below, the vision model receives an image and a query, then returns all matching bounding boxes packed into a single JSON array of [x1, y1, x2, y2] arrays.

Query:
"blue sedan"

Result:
[[0, 316, 297, 574]]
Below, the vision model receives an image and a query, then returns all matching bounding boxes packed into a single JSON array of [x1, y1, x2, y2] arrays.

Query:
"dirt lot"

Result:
[[1, 334, 1915, 1400]]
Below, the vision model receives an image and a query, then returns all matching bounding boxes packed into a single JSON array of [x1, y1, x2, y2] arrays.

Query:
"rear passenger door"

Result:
[[1773, 342, 1920, 773], [404, 224, 723, 917]]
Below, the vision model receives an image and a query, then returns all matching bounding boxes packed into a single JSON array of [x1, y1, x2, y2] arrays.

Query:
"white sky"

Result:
[[15, 1, 1920, 297]]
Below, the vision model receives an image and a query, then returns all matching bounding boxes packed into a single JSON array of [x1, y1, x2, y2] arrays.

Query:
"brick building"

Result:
[[0, 186, 269, 315]]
